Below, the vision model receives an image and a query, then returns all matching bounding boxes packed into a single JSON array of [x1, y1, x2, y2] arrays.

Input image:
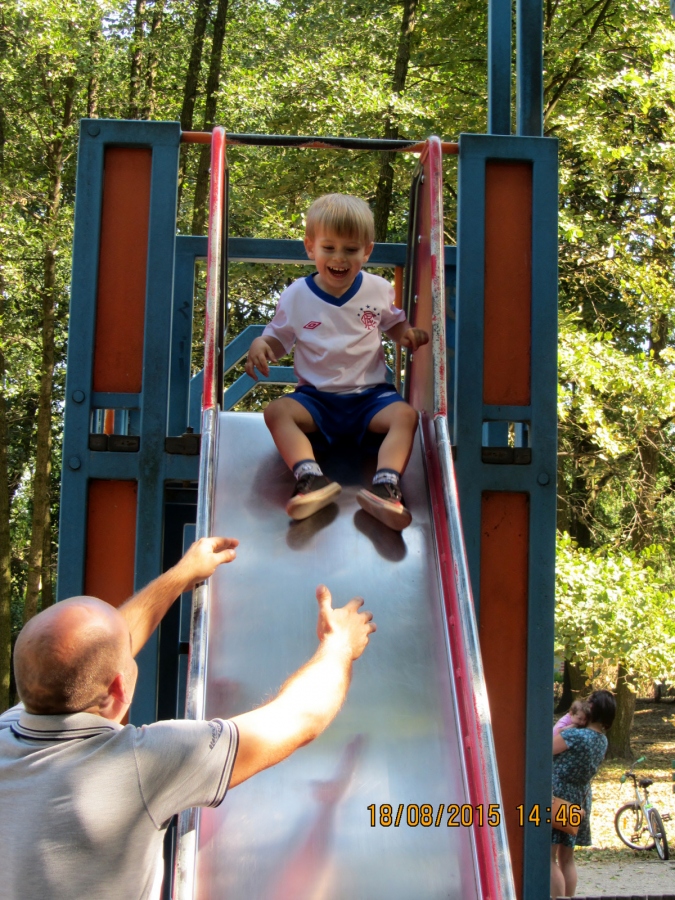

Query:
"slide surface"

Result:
[[193, 411, 483, 899]]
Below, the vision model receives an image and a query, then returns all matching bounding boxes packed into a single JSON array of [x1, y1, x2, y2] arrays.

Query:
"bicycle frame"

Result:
[[623, 757, 654, 824], [628, 776, 654, 823], [617, 755, 670, 856]]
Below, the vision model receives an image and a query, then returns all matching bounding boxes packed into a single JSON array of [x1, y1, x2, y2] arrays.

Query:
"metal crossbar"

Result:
[[181, 131, 459, 154]]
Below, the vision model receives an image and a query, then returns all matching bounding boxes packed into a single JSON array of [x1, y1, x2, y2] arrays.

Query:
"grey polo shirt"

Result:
[[0, 704, 238, 899]]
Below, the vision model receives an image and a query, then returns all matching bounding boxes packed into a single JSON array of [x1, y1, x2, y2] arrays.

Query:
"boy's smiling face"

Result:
[[304, 228, 374, 298]]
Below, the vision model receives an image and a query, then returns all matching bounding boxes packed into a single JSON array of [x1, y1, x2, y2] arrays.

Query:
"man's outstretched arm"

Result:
[[229, 585, 376, 787], [120, 536, 239, 656]]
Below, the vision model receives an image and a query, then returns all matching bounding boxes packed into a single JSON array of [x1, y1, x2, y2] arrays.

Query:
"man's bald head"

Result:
[[14, 598, 133, 715]]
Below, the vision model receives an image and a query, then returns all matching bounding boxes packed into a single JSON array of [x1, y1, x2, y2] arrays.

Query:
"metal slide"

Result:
[[175, 130, 515, 900]]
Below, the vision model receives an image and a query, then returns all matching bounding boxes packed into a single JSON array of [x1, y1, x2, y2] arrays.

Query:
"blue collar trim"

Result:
[[305, 272, 363, 307]]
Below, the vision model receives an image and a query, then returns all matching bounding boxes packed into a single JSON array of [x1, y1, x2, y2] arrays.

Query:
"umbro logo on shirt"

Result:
[[303, 321, 322, 329]]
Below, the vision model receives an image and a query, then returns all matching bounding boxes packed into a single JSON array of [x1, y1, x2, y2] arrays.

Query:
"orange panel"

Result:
[[483, 161, 532, 406], [85, 480, 137, 607], [479, 491, 529, 898], [93, 148, 151, 393]]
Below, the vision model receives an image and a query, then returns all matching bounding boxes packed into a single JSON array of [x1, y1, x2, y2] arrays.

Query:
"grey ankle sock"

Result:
[[293, 459, 322, 479], [373, 468, 400, 487]]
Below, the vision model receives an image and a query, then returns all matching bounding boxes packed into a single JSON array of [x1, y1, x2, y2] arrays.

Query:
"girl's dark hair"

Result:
[[587, 689, 616, 731]]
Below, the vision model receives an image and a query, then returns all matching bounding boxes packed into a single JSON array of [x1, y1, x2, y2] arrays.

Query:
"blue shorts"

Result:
[[291, 384, 404, 445]]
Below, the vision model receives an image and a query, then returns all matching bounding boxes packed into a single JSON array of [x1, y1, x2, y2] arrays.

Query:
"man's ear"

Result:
[[362, 241, 374, 262], [304, 236, 315, 259], [108, 672, 130, 705]]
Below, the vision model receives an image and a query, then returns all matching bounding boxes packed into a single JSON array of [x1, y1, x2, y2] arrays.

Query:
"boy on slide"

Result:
[[245, 193, 428, 531]]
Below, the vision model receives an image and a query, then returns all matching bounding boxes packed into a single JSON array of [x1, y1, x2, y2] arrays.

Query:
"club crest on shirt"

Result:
[[303, 321, 321, 329], [358, 306, 380, 330]]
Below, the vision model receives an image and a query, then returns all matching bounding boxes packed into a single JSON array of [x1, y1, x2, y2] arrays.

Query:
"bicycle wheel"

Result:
[[615, 802, 655, 850], [648, 808, 670, 860]]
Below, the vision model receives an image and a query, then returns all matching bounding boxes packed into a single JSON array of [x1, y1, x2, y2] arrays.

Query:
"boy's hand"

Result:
[[245, 337, 278, 380], [399, 327, 429, 352], [315, 585, 376, 661]]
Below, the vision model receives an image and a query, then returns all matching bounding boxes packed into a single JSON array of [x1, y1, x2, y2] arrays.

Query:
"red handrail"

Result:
[[202, 127, 226, 412], [414, 137, 514, 900]]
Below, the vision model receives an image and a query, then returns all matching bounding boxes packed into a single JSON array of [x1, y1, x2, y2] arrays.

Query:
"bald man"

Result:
[[0, 536, 375, 900]]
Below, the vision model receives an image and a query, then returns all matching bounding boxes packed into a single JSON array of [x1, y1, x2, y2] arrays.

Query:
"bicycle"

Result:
[[614, 755, 671, 860]]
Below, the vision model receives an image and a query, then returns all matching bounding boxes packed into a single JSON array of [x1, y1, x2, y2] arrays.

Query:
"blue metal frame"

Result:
[[169, 239, 200, 436], [488, 0, 512, 135], [489, 0, 543, 137], [61, 117, 556, 898], [516, 0, 544, 136], [61, 120, 557, 898], [58, 120, 199, 725], [454, 132, 558, 900]]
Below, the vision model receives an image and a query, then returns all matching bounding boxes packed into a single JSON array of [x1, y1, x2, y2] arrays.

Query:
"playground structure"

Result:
[[56, 3, 557, 897]]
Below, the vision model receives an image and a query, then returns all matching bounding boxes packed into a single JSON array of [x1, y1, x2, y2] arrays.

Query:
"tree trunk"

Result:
[[652, 680, 665, 702], [0, 113, 10, 710], [606, 662, 636, 759], [631, 313, 668, 550], [87, 25, 100, 117], [555, 659, 588, 712], [632, 428, 660, 549], [373, 0, 420, 241], [0, 325, 12, 711], [127, 0, 147, 119], [177, 0, 213, 202], [191, 150, 212, 236], [191, 0, 229, 235], [22, 248, 57, 625], [23, 78, 74, 625], [142, 0, 164, 119], [556, 468, 571, 533], [40, 505, 53, 610]]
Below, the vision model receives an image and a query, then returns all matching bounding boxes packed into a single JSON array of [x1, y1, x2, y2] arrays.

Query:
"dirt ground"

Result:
[[563, 698, 675, 897], [575, 855, 675, 896]]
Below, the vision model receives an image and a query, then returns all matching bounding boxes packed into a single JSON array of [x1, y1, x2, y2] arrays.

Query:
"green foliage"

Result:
[[559, 320, 675, 458], [556, 534, 675, 687], [552, 0, 675, 559], [1, 0, 675, 702]]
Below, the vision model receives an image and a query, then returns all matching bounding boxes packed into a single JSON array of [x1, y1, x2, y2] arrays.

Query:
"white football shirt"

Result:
[[262, 271, 406, 393]]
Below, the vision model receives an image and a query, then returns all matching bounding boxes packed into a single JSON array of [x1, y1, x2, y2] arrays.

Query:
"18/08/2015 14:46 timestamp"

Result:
[[367, 804, 502, 828], [368, 804, 583, 828]]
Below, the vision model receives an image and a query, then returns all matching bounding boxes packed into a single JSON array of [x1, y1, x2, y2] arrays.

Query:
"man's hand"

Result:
[[120, 536, 238, 656], [245, 337, 278, 380], [399, 327, 429, 352], [230, 585, 376, 787], [315, 585, 376, 661], [174, 536, 239, 590]]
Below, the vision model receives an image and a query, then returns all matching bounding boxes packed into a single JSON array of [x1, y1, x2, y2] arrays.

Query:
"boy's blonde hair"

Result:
[[305, 194, 374, 245]]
